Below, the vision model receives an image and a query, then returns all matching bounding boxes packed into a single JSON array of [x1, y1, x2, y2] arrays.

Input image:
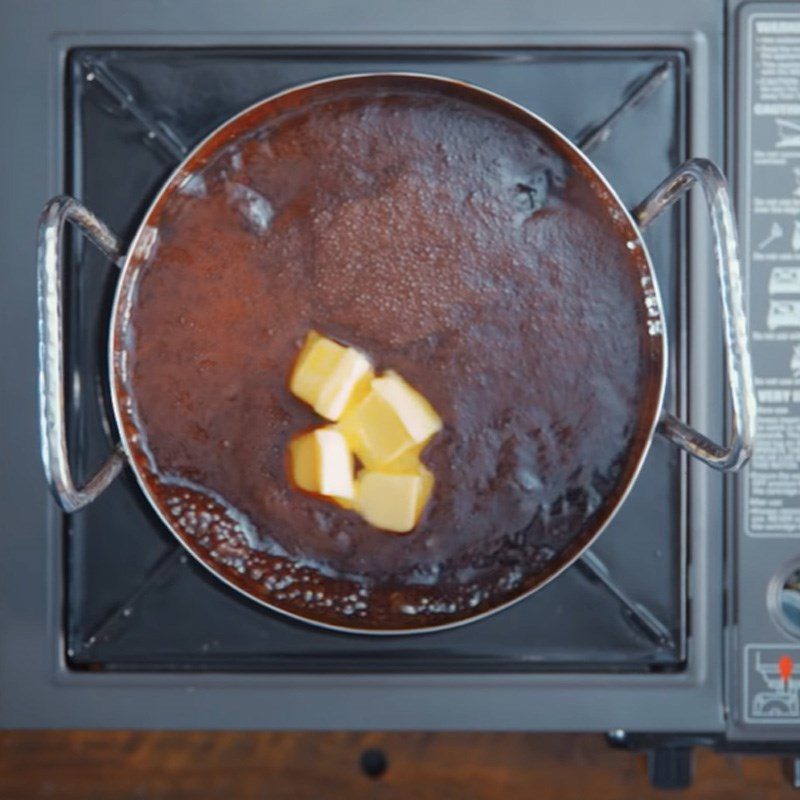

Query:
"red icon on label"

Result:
[[779, 655, 794, 689]]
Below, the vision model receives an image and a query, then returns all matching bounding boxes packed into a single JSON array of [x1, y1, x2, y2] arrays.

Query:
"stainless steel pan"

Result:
[[37, 73, 756, 633]]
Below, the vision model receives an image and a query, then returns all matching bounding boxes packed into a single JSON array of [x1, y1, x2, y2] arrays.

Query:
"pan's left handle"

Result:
[[633, 158, 756, 472], [37, 195, 126, 512]]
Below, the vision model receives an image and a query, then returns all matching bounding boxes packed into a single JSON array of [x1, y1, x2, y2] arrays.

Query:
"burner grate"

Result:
[[65, 47, 686, 671]]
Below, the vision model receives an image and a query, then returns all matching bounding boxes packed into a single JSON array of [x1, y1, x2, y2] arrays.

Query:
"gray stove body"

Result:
[[0, 0, 792, 748]]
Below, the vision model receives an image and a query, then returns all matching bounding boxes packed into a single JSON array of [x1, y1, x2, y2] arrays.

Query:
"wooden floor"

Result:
[[0, 732, 795, 799]]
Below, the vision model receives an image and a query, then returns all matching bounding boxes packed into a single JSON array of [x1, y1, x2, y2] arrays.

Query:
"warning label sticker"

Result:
[[744, 14, 800, 537]]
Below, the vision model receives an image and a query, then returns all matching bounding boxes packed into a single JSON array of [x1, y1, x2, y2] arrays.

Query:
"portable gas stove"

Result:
[[2, 0, 800, 790]]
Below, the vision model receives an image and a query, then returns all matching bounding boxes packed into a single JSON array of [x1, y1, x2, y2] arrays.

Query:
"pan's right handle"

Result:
[[633, 158, 756, 472], [37, 195, 126, 512]]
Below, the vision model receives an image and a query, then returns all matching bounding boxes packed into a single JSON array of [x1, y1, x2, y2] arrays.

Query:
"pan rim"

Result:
[[107, 71, 668, 636]]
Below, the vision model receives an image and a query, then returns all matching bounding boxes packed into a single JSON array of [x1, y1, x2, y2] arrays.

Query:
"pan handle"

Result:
[[633, 158, 756, 472], [37, 195, 126, 512]]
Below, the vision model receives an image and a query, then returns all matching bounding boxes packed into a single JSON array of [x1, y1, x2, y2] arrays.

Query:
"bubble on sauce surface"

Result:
[[177, 172, 207, 198], [226, 181, 274, 234]]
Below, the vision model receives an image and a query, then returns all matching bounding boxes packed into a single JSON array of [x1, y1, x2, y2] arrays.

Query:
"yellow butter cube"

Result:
[[372, 371, 442, 443], [289, 331, 372, 421], [381, 451, 435, 519], [356, 471, 422, 533], [289, 332, 341, 405], [315, 428, 355, 499], [316, 348, 373, 421], [288, 428, 354, 501], [288, 431, 317, 493], [338, 391, 415, 468], [339, 373, 442, 468]]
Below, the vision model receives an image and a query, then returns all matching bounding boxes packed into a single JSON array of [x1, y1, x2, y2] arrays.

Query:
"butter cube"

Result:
[[289, 332, 340, 405], [290, 331, 372, 421], [338, 391, 415, 468], [339, 372, 442, 468], [316, 348, 373, 421], [288, 431, 318, 493], [315, 428, 355, 499], [381, 451, 435, 519], [356, 471, 422, 533], [372, 371, 442, 443], [288, 428, 354, 501]]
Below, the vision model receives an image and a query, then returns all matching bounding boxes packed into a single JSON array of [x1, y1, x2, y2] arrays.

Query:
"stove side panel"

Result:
[[728, 0, 800, 742]]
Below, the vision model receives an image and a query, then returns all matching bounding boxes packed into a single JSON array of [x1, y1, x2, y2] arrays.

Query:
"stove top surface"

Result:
[[65, 46, 686, 672]]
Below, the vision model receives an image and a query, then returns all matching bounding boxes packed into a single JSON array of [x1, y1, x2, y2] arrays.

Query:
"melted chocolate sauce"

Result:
[[115, 79, 663, 629]]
